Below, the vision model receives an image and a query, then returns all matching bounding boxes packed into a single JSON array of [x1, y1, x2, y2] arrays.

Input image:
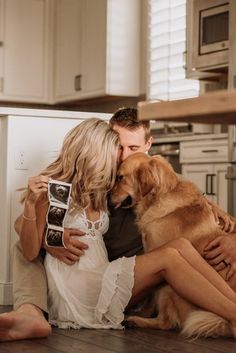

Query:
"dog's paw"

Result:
[[121, 319, 138, 329]]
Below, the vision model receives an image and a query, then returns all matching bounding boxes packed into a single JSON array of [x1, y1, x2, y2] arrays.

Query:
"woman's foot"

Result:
[[0, 304, 51, 341]]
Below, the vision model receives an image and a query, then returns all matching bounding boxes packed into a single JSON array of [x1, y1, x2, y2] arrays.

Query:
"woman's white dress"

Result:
[[44, 207, 136, 329]]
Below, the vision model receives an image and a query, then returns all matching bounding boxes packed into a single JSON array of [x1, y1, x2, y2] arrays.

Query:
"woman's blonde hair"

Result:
[[39, 118, 119, 211]]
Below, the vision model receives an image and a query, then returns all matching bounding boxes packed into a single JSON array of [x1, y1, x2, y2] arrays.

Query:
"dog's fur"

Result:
[[111, 152, 236, 338]]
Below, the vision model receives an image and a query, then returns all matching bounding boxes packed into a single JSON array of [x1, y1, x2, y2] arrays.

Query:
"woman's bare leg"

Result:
[[130, 247, 236, 329], [166, 238, 236, 305]]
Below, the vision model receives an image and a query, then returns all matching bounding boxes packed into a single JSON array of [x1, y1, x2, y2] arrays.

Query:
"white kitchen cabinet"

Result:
[[0, 0, 52, 103], [180, 138, 229, 211], [54, 0, 141, 103], [181, 163, 230, 211]]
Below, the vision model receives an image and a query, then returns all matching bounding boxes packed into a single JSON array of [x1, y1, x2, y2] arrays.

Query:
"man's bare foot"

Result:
[[0, 304, 51, 341]]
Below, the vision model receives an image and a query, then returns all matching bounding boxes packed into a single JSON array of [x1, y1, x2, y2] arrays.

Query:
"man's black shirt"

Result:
[[103, 207, 144, 261]]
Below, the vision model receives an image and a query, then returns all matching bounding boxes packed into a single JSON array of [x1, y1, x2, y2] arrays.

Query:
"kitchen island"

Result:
[[138, 89, 236, 124]]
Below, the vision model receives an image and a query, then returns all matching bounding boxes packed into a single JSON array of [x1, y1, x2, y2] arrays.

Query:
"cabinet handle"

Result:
[[74, 75, 82, 91], [205, 174, 216, 195], [202, 149, 219, 153]]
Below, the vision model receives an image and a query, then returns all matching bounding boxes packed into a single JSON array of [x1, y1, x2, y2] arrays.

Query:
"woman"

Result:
[[17, 118, 236, 334]]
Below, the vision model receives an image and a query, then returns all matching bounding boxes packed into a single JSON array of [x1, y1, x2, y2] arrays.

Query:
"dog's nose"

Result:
[[120, 195, 133, 208]]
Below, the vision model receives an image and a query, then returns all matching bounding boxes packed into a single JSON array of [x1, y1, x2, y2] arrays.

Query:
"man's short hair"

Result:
[[110, 107, 151, 142]]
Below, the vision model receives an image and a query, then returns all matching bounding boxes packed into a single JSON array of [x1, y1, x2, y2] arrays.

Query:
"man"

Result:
[[0, 107, 152, 341]]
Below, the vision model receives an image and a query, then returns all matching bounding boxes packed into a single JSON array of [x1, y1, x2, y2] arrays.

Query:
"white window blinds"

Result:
[[147, 0, 199, 101]]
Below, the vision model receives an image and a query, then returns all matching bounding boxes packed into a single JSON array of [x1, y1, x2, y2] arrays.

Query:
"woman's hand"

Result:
[[26, 175, 50, 203]]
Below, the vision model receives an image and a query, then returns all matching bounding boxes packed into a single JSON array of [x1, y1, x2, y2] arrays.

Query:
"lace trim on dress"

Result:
[[80, 210, 108, 237], [49, 320, 83, 330], [65, 208, 109, 238], [95, 256, 136, 327]]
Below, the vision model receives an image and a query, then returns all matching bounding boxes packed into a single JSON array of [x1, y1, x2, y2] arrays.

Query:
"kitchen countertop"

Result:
[[0, 106, 111, 120], [138, 89, 236, 124], [152, 133, 228, 144], [0, 107, 228, 143]]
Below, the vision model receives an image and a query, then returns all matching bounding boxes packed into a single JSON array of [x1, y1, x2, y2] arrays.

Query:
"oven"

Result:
[[149, 143, 181, 174]]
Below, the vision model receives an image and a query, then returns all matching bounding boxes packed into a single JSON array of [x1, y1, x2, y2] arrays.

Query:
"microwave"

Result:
[[187, 0, 229, 75]]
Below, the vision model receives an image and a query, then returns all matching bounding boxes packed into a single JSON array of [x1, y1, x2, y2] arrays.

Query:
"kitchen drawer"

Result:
[[180, 139, 228, 163]]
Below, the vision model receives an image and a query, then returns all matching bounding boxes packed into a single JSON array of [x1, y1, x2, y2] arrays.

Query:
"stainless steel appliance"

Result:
[[186, 0, 229, 77], [149, 143, 181, 174]]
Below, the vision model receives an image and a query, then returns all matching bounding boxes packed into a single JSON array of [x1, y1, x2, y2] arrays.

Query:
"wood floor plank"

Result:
[[0, 306, 236, 353], [37, 331, 128, 353], [0, 339, 64, 353], [49, 328, 163, 353], [105, 328, 220, 353]]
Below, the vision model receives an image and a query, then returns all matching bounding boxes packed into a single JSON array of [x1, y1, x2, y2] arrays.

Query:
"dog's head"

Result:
[[111, 152, 178, 208]]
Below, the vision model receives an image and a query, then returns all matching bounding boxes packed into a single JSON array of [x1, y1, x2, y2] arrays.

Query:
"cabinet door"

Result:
[[213, 163, 230, 212], [182, 163, 214, 201], [80, 0, 106, 97], [0, 0, 49, 102], [54, 0, 107, 101], [182, 163, 230, 211], [54, 0, 141, 103], [54, 0, 82, 101]]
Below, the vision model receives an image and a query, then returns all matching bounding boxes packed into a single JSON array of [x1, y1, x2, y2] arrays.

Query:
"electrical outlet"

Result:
[[15, 150, 29, 170]]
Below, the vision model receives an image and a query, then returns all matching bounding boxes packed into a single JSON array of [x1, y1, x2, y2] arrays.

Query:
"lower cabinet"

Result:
[[180, 138, 229, 211], [182, 163, 230, 211]]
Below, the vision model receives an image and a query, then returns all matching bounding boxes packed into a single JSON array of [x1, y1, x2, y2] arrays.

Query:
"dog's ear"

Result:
[[135, 156, 178, 197], [135, 161, 157, 197], [149, 155, 178, 194]]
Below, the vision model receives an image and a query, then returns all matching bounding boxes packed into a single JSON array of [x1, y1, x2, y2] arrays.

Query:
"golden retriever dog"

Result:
[[111, 152, 236, 339]]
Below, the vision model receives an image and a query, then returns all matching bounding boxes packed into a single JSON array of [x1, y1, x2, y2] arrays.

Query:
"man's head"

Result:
[[110, 107, 153, 162]]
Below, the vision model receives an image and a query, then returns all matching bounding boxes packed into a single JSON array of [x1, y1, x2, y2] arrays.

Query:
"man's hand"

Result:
[[43, 228, 88, 265], [210, 202, 235, 233], [204, 234, 236, 280]]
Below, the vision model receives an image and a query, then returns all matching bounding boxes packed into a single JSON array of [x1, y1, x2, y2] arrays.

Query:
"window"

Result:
[[147, 0, 199, 101]]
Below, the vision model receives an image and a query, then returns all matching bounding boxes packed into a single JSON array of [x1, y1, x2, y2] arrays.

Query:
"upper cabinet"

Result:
[[54, 0, 141, 103], [0, 0, 52, 103], [54, 0, 83, 101], [0, 0, 141, 104]]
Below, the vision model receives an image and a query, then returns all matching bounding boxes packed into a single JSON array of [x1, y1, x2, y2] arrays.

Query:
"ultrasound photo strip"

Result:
[[45, 180, 72, 248], [45, 227, 65, 248], [48, 180, 71, 206]]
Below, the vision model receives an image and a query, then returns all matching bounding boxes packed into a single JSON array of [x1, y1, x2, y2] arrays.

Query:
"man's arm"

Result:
[[42, 228, 88, 265], [206, 199, 236, 233], [203, 200, 236, 280]]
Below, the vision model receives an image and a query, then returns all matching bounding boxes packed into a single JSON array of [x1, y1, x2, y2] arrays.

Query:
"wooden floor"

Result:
[[0, 306, 236, 353]]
